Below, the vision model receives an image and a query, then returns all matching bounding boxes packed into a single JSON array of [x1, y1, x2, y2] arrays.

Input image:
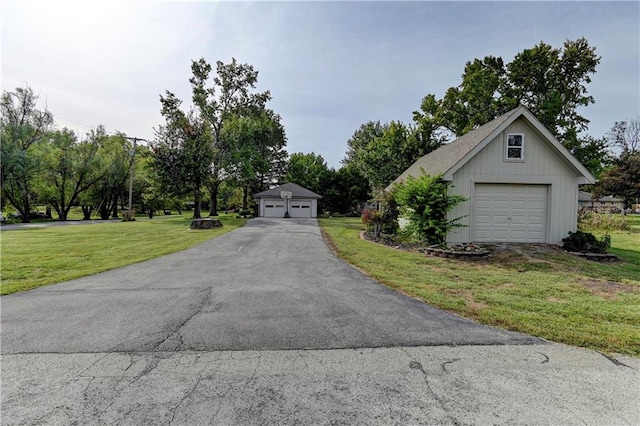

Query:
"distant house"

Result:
[[578, 191, 625, 213], [389, 106, 596, 244], [253, 183, 322, 218]]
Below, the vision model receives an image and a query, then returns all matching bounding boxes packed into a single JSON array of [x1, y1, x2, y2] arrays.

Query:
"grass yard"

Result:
[[1, 214, 245, 295], [319, 217, 640, 356]]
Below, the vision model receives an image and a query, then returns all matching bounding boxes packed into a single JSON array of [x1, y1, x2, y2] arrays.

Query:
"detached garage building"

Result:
[[253, 183, 322, 218], [390, 106, 596, 244]]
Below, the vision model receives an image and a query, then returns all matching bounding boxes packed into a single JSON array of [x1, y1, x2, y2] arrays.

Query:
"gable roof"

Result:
[[388, 106, 596, 191], [579, 191, 623, 203], [253, 182, 322, 199]]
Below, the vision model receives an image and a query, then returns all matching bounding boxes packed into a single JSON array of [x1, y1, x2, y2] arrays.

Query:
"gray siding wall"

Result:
[[447, 118, 580, 244]]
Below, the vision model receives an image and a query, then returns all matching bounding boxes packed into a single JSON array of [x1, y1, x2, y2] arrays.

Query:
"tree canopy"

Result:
[[1, 86, 54, 222], [343, 37, 602, 192], [433, 37, 600, 141]]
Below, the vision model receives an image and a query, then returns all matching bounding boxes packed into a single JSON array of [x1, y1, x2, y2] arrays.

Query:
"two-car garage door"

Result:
[[263, 199, 312, 218], [473, 184, 547, 243]]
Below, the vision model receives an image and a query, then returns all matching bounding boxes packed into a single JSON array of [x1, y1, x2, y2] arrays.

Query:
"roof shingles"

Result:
[[390, 107, 521, 189], [253, 182, 322, 199]]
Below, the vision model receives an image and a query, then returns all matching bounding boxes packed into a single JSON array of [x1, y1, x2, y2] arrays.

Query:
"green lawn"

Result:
[[1, 214, 245, 295], [319, 217, 640, 356]]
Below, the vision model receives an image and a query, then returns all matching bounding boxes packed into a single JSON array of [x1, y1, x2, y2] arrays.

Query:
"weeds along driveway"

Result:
[[0, 218, 540, 354]]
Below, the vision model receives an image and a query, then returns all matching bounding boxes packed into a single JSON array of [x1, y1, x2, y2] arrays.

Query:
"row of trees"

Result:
[[0, 59, 371, 223], [3, 39, 636, 222], [0, 87, 154, 222]]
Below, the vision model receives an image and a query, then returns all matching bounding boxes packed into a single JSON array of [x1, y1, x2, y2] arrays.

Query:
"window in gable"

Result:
[[506, 133, 524, 160]]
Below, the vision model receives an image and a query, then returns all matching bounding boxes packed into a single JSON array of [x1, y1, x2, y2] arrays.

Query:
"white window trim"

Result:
[[505, 133, 525, 161]]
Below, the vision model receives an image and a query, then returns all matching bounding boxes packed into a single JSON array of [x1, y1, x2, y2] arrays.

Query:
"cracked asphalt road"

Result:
[[2, 218, 639, 425]]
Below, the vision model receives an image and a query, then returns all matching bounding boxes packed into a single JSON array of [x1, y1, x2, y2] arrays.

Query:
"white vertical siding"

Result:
[[446, 118, 581, 244]]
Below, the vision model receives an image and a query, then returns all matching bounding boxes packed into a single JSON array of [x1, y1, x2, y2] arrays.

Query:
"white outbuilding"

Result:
[[389, 106, 597, 244], [253, 183, 322, 218]]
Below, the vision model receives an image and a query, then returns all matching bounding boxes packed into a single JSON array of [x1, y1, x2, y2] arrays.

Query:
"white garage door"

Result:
[[290, 200, 312, 218], [263, 199, 286, 218], [474, 184, 547, 243]]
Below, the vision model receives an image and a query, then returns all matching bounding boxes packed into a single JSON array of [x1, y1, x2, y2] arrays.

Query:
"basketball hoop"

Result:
[[280, 191, 292, 199]]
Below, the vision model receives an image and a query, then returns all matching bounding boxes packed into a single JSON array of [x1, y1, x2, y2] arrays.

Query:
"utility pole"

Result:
[[124, 136, 147, 221]]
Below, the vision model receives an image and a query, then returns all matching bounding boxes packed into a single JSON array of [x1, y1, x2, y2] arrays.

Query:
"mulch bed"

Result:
[[361, 232, 620, 262]]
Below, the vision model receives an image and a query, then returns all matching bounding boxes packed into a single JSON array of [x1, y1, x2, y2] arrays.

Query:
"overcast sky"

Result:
[[2, 1, 639, 168]]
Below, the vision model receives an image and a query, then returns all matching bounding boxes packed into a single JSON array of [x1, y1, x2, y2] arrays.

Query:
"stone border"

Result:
[[419, 245, 489, 259], [360, 232, 490, 259], [568, 252, 619, 262]]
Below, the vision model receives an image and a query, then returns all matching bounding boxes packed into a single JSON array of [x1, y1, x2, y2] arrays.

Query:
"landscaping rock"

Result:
[[569, 252, 619, 262], [361, 232, 490, 259], [190, 218, 223, 229]]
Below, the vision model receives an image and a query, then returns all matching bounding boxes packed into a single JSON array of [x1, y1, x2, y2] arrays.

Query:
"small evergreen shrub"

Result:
[[236, 208, 253, 218], [561, 230, 611, 254]]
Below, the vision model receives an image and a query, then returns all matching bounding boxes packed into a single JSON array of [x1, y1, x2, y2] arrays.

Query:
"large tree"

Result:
[[320, 164, 370, 215], [562, 132, 611, 179], [284, 152, 329, 195], [343, 120, 386, 167], [609, 117, 640, 154], [38, 127, 105, 220], [344, 121, 439, 192], [0, 86, 54, 222], [80, 133, 133, 220], [592, 117, 640, 208], [425, 37, 600, 142], [220, 109, 287, 209], [154, 92, 214, 219], [594, 151, 640, 208], [189, 58, 272, 216]]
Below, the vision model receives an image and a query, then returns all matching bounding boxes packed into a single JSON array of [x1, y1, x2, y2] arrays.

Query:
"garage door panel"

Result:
[[492, 230, 508, 240], [473, 184, 547, 243], [263, 199, 285, 218], [492, 215, 509, 226], [290, 201, 311, 218], [528, 230, 544, 240]]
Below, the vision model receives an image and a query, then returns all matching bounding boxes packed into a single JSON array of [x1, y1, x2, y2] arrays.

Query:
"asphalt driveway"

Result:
[[1, 218, 538, 354], [3, 218, 639, 425]]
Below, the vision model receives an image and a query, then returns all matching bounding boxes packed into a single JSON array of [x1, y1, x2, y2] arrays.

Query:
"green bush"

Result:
[[361, 192, 399, 237], [361, 207, 383, 237], [391, 172, 466, 245], [561, 230, 611, 254], [578, 211, 630, 231]]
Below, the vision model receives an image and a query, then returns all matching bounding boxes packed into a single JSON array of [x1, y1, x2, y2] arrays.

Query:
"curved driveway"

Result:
[[1, 218, 539, 354]]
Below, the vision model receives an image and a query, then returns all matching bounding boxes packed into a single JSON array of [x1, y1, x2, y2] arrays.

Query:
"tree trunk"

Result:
[[208, 182, 219, 217], [82, 206, 92, 220], [242, 186, 249, 210], [20, 192, 31, 223], [99, 204, 110, 220], [111, 201, 118, 219], [45, 206, 52, 219], [193, 192, 202, 219]]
